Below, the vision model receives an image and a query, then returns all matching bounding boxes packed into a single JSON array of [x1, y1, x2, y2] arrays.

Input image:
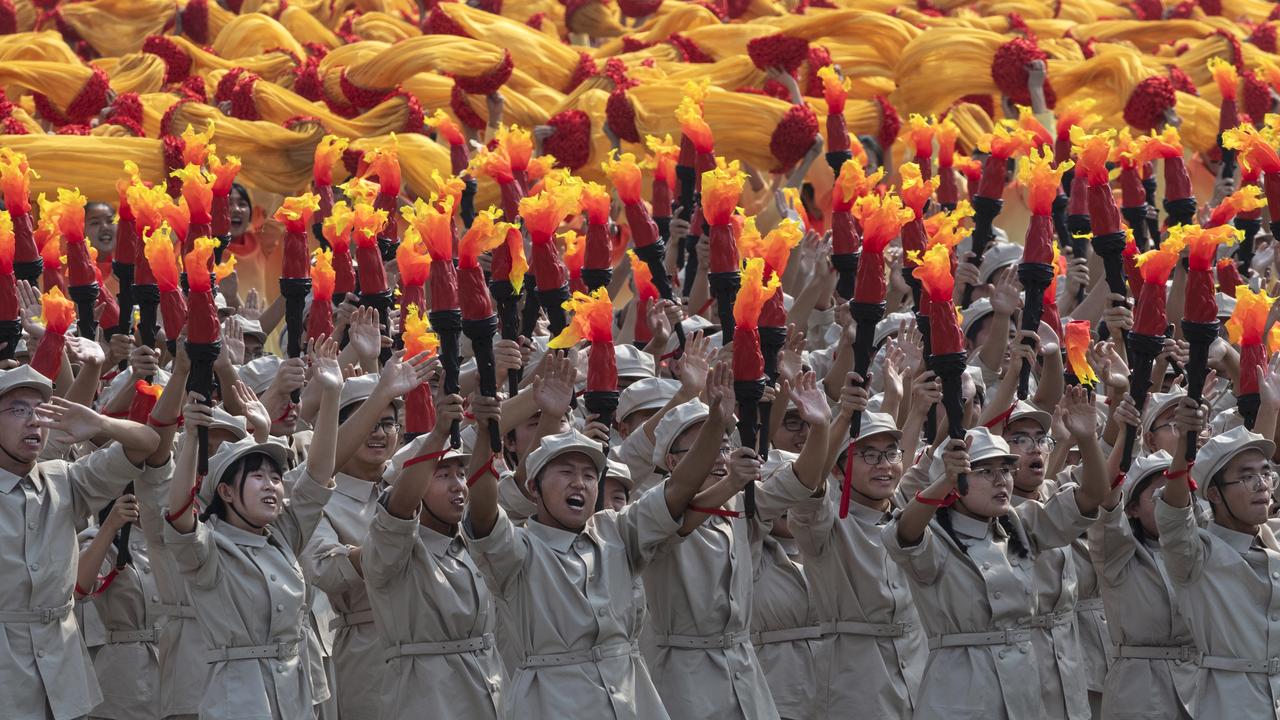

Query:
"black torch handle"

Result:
[[1220, 147, 1238, 184], [1181, 321, 1217, 464], [431, 311, 464, 450], [1120, 333, 1162, 471]]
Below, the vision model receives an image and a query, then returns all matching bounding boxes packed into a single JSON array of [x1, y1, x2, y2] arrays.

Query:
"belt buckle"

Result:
[[279, 640, 299, 659], [1268, 657, 1280, 675], [722, 632, 738, 647], [1003, 629, 1024, 645], [590, 645, 607, 662], [1179, 646, 1195, 663], [482, 634, 494, 651], [39, 607, 57, 623], [894, 622, 911, 636]]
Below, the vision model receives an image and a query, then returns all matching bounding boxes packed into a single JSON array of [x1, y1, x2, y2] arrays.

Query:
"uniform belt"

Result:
[[929, 628, 1032, 650], [107, 628, 160, 644], [1200, 655, 1280, 674], [522, 640, 639, 668], [1114, 644, 1198, 662], [656, 630, 751, 649], [1076, 598, 1105, 612], [0, 600, 74, 624], [152, 603, 196, 620], [205, 640, 301, 663], [821, 620, 911, 638], [751, 626, 823, 646], [1026, 610, 1074, 629], [330, 609, 375, 631], [384, 633, 494, 662]]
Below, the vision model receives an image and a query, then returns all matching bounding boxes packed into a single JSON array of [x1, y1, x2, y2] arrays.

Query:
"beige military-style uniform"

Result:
[[1089, 503, 1196, 719], [78, 526, 162, 720], [642, 510, 780, 720], [135, 460, 207, 720], [0, 443, 142, 720], [618, 430, 663, 496], [163, 469, 333, 720], [759, 466, 926, 718], [748, 526, 820, 720], [1070, 538, 1111, 703], [464, 481, 683, 720], [883, 484, 1097, 720], [363, 500, 504, 719], [1010, 493, 1091, 720], [1157, 496, 1280, 718], [303, 473, 384, 720]]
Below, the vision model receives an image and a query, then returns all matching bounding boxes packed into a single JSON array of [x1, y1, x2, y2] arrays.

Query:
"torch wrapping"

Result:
[[1237, 217, 1260, 275], [585, 390, 620, 511], [734, 378, 764, 518], [185, 340, 221, 476], [1016, 262, 1053, 399], [962, 195, 1003, 305], [280, 277, 311, 404], [463, 315, 503, 453], [1181, 319, 1217, 463], [757, 325, 787, 460], [69, 283, 100, 344], [708, 272, 741, 343], [928, 351, 969, 494], [1120, 332, 1164, 471], [490, 279, 522, 395], [430, 309, 464, 449], [839, 300, 886, 518]]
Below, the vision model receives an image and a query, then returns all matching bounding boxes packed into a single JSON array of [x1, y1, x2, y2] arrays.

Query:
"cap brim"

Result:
[[854, 427, 903, 445], [1196, 438, 1277, 496], [0, 379, 53, 401]]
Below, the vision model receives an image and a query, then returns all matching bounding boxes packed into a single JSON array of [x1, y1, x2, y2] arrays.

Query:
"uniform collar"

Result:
[[950, 511, 992, 540], [0, 465, 26, 494], [847, 498, 893, 526], [335, 473, 380, 503], [418, 524, 464, 557], [211, 516, 270, 548], [1210, 522, 1263, 554], [527, 518, 582, 553]]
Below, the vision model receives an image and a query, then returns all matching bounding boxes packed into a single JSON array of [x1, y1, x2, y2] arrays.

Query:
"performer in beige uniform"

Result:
[[0, 364, 159, 720]]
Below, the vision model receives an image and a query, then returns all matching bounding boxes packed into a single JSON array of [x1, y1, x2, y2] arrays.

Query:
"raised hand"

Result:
[[221, 315, 245, 366], [909, 369, 941, 418], [1101, 293, 1133, 335], [777, 324, 806, 385], [786, 370, 832, 426], [66, 336, 105, 367], [128, 345, 161, 380], [239, 288, 263, 321], [676, 330, 714, 399], [102, 494, 140, 531], [707, 360, 735, 422], [105, 333, 134, 368], [989, 268, 1023, 317], [18, 280, 43, 340], [308, 335, 343, 392], [532, 351, 575, 418], [181, 391, 214, 428], [230, 381, 270, 438], [1110, 393, 1141, 430], [1061, 386, 1098, 440], [1259, 354, 1280, 409], [348, 305, 382, 362], [726, 447, 762, 490], [33, 397, 107, 443], [1089, 340, 1130, 393], [378, 351, 433, 397], [838, 371, 870, 418], [493, 339, 524, 378], [940, 438, 970, 483]]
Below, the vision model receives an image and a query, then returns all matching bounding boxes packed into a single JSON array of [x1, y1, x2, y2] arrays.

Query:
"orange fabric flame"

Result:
[[1055, 99, 1099, 141], [936, 120, 959, 167], [274, 193, 320, 234], [676, 95, 715, 153], [1209, 57, 1239, 102], [502, 225, 528, 293], [817, 66, 850, 114], [402, 303, 440, 358], [1064, 320, 1098, 386], [1209, 185, 1266, 227], [38, 224, 61, 270], [924, 202, 972, 251], [401, 196, 454, 262], [580, 182, 612, 224], [1017, 107, 1053, 149], [562, 231, 585, 278], [1070, 127, 1114, 186], [1134, 233, 1186, 284], [628, 249, 659, 303], [395, 234, 431, 286], [426, 110, 465, 146], [495, 125, 534, 173], [550, 287, 614, 347], [0, 211, 13, 272], [430, 171, 465, 214], [1222, 124, 1280, 174], [913, 243, 956, 301], [1269, 323, 1280, 355], [180, 123, 215, 166], [184, 237, 218, 291], [520, 185, 582, 241], [603, 152, 645, 205], [0, 148, 36, 215], [160, 197, 190, 243], [1113, 127, 1146, 170], [854, 193, 914, 254], [1170, 223, 1240, 270], [647, 135, 679, 187], [311, 248, 335, 301], [459, 209, 506, 267], [39, 286, 74, 334], [322, 201, 355, 248], [833, 160, 884, 210], [363, 140, 402, 197], [978, 123, 1035, 160], [1227, 285, 1274, 345], [1019, 148, 1073, 215], [172, 165, 214, 223], [340, 176, 380, 206], [127, 182, 168, 234], [214, 254, 236, 282], [135, 380, 162, 400], [209, 154, 241, 195], [734, 257, 782, 329], [351, 203, 389, 250], [738, 217, 802, 277], [899, 162, 939, 219], [470, 146, 515, 184], [701, 159, 747, 225], [1136, 127, 1184, 164], [48, 188, 87, 244], [313, 135, 349, 186], [907, 114, 936, 159]]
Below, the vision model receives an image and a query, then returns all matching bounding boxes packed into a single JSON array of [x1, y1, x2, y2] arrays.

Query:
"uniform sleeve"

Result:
[[882, 518, 947, 585], [616, 480, 683, 571], [620, 428, 659, 485], [1015, 485, 1097, 555], [273, 466, 336, 554], [754, 459, 814, 523], [135, 461, 175, 552], [1155, 495, 1207, 587], [163, 517, 221, 589], [361, 501, 420, 590], [496, 470, 538, 522], [782, 467, 836, 557], [893, 463, 931, 509], [1087, 503, 1137, 586], [304, 514, 363, 596], [65, 442, 145, 522], [463, 506, 530, 596]]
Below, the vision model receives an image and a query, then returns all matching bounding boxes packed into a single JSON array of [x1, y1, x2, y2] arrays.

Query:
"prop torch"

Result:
[[363, 141, 402, 262], [628, 249, 661, 348], [0, 212, 20, 360], [1115, 129, 1153, 252], [647, 135, 678, 249], [396, 225, 431, 329], [312, 136, 348, 244], [963, 124, 1034, 304], [1218, 257, 1242, 298], [1015, 149, 1073, 398], [351, 202, 393, 349], [551, 288, 619, 510], [1226, 285, 1273, 429], [564, 231, 587, 296], [1056, 102, 1098, 258], [490, 224, 528, 394], [702, 160, 746, 341], [459, 210, 508, 453], [497, 128, 540, 328], [184, 238, 222, 476], [914, 243, 970, 493], [1181, 223, 1240, 460], [275, 194, 319, 403], [427, 112, 476, 227], [323, 202, 357, 302], [403, 196, 465, 448], [307, 249, 336, 342], [1141, 127, 1196, 228], [520, 182, 581, 337], [899, 162, 939, 311], [1072, 128, 1130, 330], [676, 87, 715, 298], [160, 198, 190, 293], [918, 207, 971, 444], [1063, 320, 1099, 388], [0, 149, 43, 285], [174, 165, 213, 261], [143, 225, 186, 359], [936, 120, 960, 212], [1122, 234, 1186, 470], [579, 182, 614, 292], [607, 152, 675, 299], [209, 154, 240, 263], [1019, 110, 1077, 279], [47, 189, 100, 342], [128, 185, 166, 352], [36, 211, 65, 297], [111, 164, 141, 345], [830, 159, 883, 301], [401, 305, 439, 439], [1234, 165, 1264, 274], [818, 66, 854, 175], [733, 258, 781, 517], [1210, 58, 1240, 185], [29, 287, 74, 382], [1222, 125, 1280, 272]]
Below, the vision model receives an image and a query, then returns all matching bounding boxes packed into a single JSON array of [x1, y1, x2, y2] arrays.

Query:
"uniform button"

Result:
[[998, 649, 1007, 658], [36, 650, 44, 658], [608, 685, 618, 693], [151, 595, 160, 603], [143, 567, 152, 574], [596, 608, 607, 616], [993, 591, 1002, 599], [890, 582, 898, 589], [1024, 587, 1031, 595], [1272, 615, 1279, 622], [270, 575, 277, 582], [277, 665, 286, 674], [1020, 646, 1029, 654], [26, 522, 34, 530], [1272, 571, 1279, 579], [276, 604, 284, 612], [28, 563, 38, 571], [982, 562, 991, 570]]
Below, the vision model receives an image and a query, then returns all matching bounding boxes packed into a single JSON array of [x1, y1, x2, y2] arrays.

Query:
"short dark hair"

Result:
[[200, 452, 284, 522]]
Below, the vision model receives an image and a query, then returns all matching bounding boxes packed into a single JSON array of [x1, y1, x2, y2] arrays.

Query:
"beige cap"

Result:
[[1007, 400, 1052, 433], [198, 436, 291, 507], [1122, 450, 1171, 502], [1190, 425, 1276, 496], [240, 355, 283, 395], [338, 374, 404, 414], [208, 407, 250, 441], [238, 317, 268, 343], [960, 298, 995, 338], [615, 344, 656, 379], [873, 312, 915, 349], [853, 410, 902, 445], [383, 432, 471, 483], [0, 365, 53, 402], [604, 457, 634, 492], [978, 242, 1022, 284], [928, 427, 1018, 483], [664, 315, 717, 353], [1141, 390, 1185, 437], [652, 399, 710, 471], [617, 378, 679, 422], [526, 429, 607, 484]]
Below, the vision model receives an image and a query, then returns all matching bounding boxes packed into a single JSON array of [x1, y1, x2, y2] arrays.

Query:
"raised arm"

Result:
[[665, 361, 735, 519], [146, 343, 192, 466], [513, 351, 576, 488], [75, 496, 137, 597], [784, 370, 834, 491], [640, 330, 714, 443], [334, 351, 432, 473], [1160, 397, 1203, 510], [1061, 385, 1108, 514], [164, 396, 206, 534], [386, 395, 463, 519], [305, 335, 344, 484], [895, 439, 968, 547], [35, 396, 159, 467]]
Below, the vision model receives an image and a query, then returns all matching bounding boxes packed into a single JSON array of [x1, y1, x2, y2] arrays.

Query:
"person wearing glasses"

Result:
[[887, 386, 1109, 720], [755, 372, 927, 719], [1158, 402, 1280, 718], [303, 354, 434, 720], [999, 399, 1100, 720]]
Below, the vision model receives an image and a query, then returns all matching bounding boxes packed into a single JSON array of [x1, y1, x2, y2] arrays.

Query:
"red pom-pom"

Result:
[[424, 7, 471, 37], [1250, 23, 1278, 53], [143, 35, 192, 85], [1130, 0, 1162, 19], [621, 35, 655, 52], [1200, 0, 1222, 14], [526, 12, 546, 29], [214, 67, 245, 104], [1168, 0, 1195, 17], [158, 98, 190, 137], [1243, 69, 1272, 121], [603, 58, 634, 89], [1271, 3, 1280, 20], [56, 124, 90, 135], [618, 0, 662, 17], [104, 92, 144, 136], [876, 95, 901, 150], [991, 38, 1056, 108], [670, 34, 715, 63], [802, 45, 833, 97], [230, 73, 261, 121], [182, 0, 210, 44], [450, 83, 486, 130], [1167, 66, 1197, 96], [162, 134, 186, 197], [917, 0, 944, 15], [543, 110, 592, 170], [747, 34, 810, 73], [1123, 75, 1177, 131], [340, 68, 392, 110], [293, 56, 324, 101], [180, 75, 207, 102], [770, 104, 819, 172], [1215, 29, 1244, 70], [397, 91, 426, 134], [565, 52, 597, 93], [2, 116, 27, 135], [455, 50, 513, 95], [762, 79, 792, 100], [606, 89, 640, 143], [725, 0, 751, 17]]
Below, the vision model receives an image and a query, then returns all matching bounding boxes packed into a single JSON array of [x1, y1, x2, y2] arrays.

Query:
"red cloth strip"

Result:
[[689, 504, 743, 518], [467, 454, 498, 487], [404, 448, 449, 469], [914, 489, 960, 507], [982, 403, 1016, 430], [164, 482, 200, 523]]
